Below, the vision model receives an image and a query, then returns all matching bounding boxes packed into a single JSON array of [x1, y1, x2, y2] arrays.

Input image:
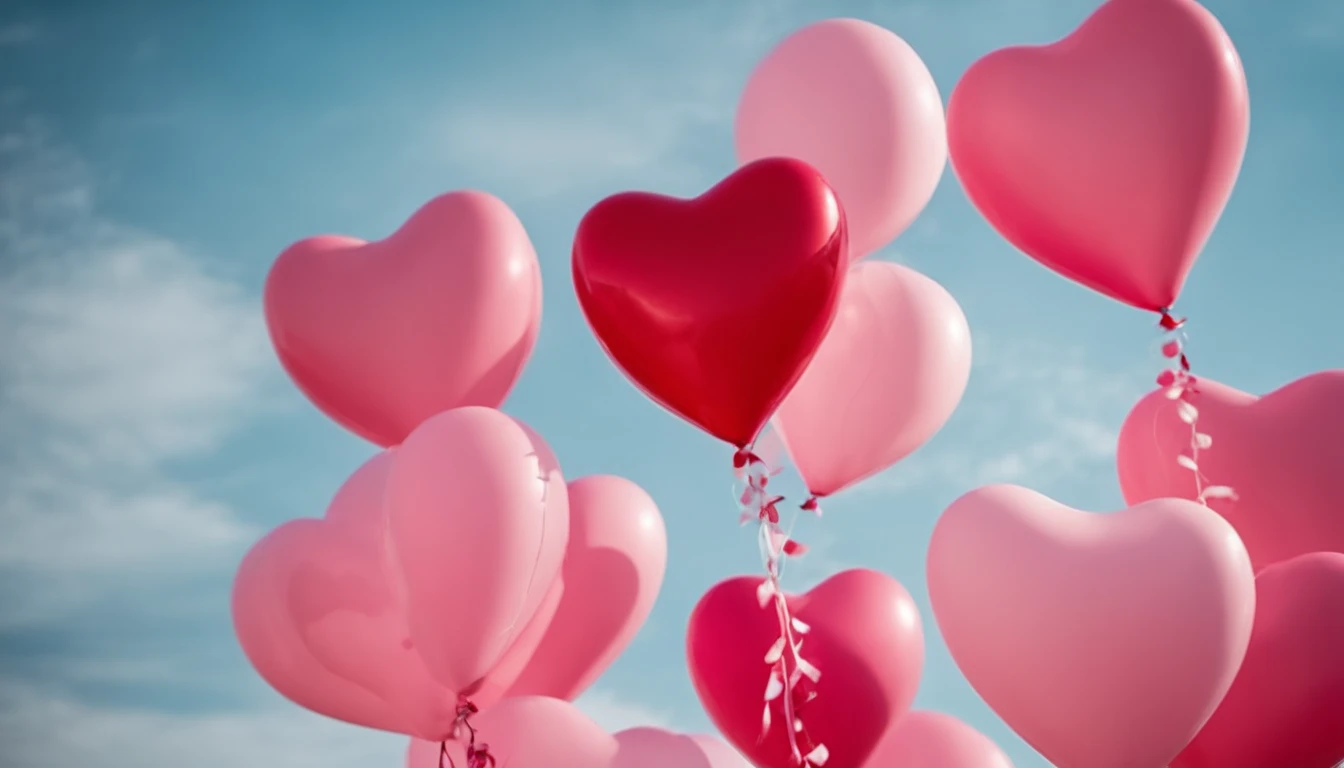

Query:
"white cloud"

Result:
[[865, 334, 1145, 494], [0, 121, 271, 618]]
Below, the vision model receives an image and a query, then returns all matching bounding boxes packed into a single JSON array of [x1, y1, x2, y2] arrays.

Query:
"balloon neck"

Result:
[[440, 698, 495, 768], [1157, 307, 1186, 332]]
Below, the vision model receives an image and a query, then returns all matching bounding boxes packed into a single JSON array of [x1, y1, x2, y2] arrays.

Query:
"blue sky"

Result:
[[0, 0, 1340, 766]]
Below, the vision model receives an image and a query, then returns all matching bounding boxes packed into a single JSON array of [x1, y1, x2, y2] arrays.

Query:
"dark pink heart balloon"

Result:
[[505, 475, 668, 701], [1118, 370, 1344, 572], [687, 569, 924, 768], [947, 0, 1248, 311], [1174, 552, 1344, 768], [265, 191, 541, 447]]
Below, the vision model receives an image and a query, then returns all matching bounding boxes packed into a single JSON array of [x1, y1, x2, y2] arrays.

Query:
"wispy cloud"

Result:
[[0, 22, 41, 47], [0, 119, 273, 623], [0, 681, 404, 768], [864, 333, 1147, 496]]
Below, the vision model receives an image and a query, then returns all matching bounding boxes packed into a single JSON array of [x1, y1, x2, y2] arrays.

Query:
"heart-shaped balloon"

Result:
[[572, 157, 847, 448], [405, 698, 749, 768], [1173, 552, 1344, 768], [927, 485, 1256, 768], [867, 711, 1014, 768], [265, 191, 541, 447], [388, 407, 569, 695], [736, 18, 947, 260], [946, 0, 1249, 311], [231, 432, 565, 741], [505, 474, 667, 701], [774, 261, 971, 497], [687, 569, 924, 768], [1118, 370, 1344, 572]]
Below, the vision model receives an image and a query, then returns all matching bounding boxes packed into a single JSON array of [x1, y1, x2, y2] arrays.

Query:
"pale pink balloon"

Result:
[[867, 711, 1013, 768], [231, 446, 561, 741], [265, 191, 542, 447], [927, 485, 1256, 768], [388, 407, 569, 697], [774, 261, 970, 497], [406, 702, 748, 768], [614, 728, 750, 768], [1118, 370, 1344, 573], [947, 0, 1249, 311], [506, 475, 667, 701], [736, 18, 946, 260]]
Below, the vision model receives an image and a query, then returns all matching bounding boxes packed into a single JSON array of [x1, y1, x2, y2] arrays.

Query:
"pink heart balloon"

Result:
[[231, 438, 564, 741], [927, 485, 1256, 768], [774, 261, 971, 497], [946, 0, 1249, 311], [687, 569, 924, 768], [867, 711, 1013, 768], [1118, 370, 1344, 573], [736, 18, 947, 260], [388, 407, 569, 697], [404, 698, 748, 768], [505, 475, 667, 702], [1173, 552, 1344, 768], [264, 191, 542, 447]]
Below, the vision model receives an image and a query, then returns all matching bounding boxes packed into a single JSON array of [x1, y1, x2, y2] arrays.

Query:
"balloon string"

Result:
[[439, 698, 496, 768], [1156, 309, 1237, 507], [734, 449, 829, 768]]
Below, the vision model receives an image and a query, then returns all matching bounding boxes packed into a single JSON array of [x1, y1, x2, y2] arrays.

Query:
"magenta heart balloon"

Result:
[[264, 191, 541, 447], [927, 485, 1256, 768], [404, 698, 749, 768], [947, 0, 1249, 311], [1173, 552, 1344, 768], [774, 261, 971, 497], [868, 711, 1014, 768], [505, 475, 667, 702], [1119, 370, 1344, 572], [687, 569, 924, 768], [231, 422, 567, 741]]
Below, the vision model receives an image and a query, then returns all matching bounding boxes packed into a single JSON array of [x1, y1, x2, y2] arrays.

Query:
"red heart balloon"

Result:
[[572, 157, 847, 448], [686, 569, 924, 768], [1174, 552, 1344, 768]]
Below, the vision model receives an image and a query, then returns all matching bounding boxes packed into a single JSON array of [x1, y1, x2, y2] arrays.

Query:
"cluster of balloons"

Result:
[[231, 0, 1343, 767]]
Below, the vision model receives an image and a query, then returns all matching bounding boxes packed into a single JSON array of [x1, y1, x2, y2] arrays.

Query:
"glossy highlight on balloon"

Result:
[[572, 156, 848, 448]]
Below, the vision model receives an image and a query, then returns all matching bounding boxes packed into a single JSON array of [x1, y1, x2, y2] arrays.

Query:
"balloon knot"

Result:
[[1158, 307, 1186, 332], [440, 698, 495, 768]]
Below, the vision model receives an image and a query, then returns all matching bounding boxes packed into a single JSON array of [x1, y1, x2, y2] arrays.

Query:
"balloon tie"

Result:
[[439, 698, 496, 768], [734, 450, 829, 767], [1155, 308, 1237, 506]]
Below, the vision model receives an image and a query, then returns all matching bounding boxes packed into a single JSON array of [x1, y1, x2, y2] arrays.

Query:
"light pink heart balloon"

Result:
[[404, 698, 748, 768], [946, 0, 1248, 312], [388, 407, 569, 697], [736, 18, 947, 260], [1118, 370, 1344, 573], [774, 261, 971, 497], [867, 711, 1013, 768], [231, 436, 564, 741], [264, 191, 542, 447], [505, 475, 667, 702], [927, 485, 1256, 768]]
